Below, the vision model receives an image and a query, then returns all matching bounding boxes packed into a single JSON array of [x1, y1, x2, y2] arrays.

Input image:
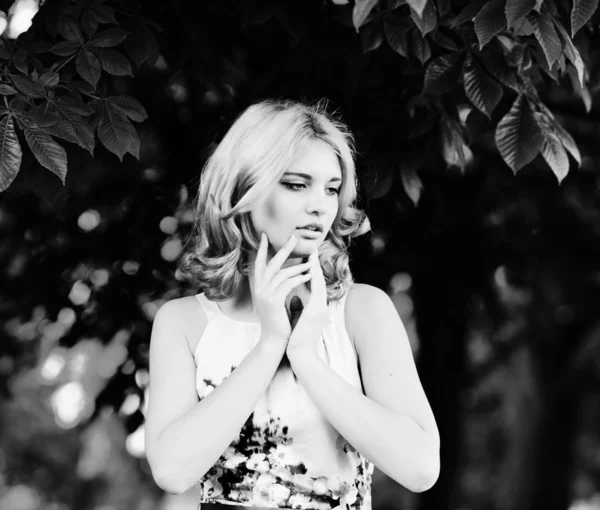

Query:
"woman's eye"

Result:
[[283, 183, 339, 195], [284, 183, 305, 190]]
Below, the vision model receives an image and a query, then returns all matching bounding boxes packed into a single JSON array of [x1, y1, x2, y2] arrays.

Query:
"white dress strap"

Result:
[[195, 292, 220, 322]]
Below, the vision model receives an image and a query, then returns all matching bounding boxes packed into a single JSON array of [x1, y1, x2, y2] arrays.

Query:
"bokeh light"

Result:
[[90, 268, 110, 287], [160, 216, 178, 234], [126, 424, 146, 458], [51, 381, 90, 429], [161, 238, 182, 261], [77, 210, 101, 232], [40, 348, 67, 382], [122, 260, 140, 275], [68, 281, 91, 306]]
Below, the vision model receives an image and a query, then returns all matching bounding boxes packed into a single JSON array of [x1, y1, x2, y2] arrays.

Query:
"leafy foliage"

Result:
[[2, 1, 600, 508], [0, 0, 156, 191], [0, 0, 597, 190], [349, 0, 599, 184]]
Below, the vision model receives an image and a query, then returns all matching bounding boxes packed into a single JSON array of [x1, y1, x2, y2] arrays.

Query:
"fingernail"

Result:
[[290, 235, 297, 243]]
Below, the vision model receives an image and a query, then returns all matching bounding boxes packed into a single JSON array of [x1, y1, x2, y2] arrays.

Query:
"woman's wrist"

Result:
[[256, 333, 288, 356]]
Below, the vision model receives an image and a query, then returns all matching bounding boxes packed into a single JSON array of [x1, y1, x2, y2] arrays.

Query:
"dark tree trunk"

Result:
[[495, 346, 579, 510], [414, 271, 468, 510], [409, 173, 482, 510]]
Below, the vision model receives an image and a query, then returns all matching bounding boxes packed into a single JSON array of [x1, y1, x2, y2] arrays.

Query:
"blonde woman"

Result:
[[144, 99, 440, 510]]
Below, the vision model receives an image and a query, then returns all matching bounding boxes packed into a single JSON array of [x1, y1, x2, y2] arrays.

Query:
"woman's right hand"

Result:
[[253, 232, 312, 348]]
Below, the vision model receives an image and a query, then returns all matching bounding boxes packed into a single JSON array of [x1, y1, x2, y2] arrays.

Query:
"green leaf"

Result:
[[0, 41, 11, 59], [92, 48, 132, 76], [566, 65, 592, 112], [90, 3, 117, 25], [76, 49, 101, 87], [494, 95, 544, 172], [54, 96, 94, 116], [98, 100, 136, 161], [463, 52, 503, 118], [10, 75, 44, 98], [124, 28, 152, 66], [436, 0, 451, 17], [81, 11, 99, 36], [527, 10, 561, 68], [474, 0, 507, 50], [410, 29, 431, 63], [58, 17, 84, 43], [90, 28, 129, 48], [440, 113, 470, 171], [46, 115, 95, 154], [407, 0, 428, 19], [480, 42, 519, 91], [13, 59, 28, 75], [512, 16, 535, 36], [70, 80, 96, 97], [126, 128, 140, 159], [540, 130, 569, 182], [465, 107, 488, 144], [553, 18, 584, 88], [450, 1, 485, 28], [551, 118, 581, 165], [9, 97, 27, 114], [28, 40, 53, 54], [108, 96, 148, 122], [571, 0, 599, 37], [39, 72, 59, 88], [423, 51, 463, 94], [47, 102, 95, 153], [87, 99, 102, 129], [431, 30, 459, 51], [505, 0, 535, 28], [143, 24, 161, 66], [410, 0, 437, 35], [0, 85, 17, 95], [360, 22, 384, 52], [50, 41, 80, 56], [24, 128, 68, 184], [384, 11, 411, 57], [353, 0, 379, 31], [29, 104, 59, 127], [0, 115, 23, 192], [400, 165, 423, 205]]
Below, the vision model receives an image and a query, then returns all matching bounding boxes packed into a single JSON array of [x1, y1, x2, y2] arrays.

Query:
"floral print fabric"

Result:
[[194, 293, 375, 510]]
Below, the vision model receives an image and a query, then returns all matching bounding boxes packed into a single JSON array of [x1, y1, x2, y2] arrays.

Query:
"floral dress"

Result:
[[193, 291, 375, 510]]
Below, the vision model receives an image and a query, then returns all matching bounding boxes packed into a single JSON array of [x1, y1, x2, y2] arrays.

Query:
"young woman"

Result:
[[144, 99, 440, 510]]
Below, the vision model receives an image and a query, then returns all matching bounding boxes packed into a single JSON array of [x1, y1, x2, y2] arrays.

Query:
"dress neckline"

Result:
[[213, 300, 262, 326]]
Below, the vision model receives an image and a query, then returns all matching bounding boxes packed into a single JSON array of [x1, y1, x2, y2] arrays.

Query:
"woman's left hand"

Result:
[[286, 250, 330, 359]]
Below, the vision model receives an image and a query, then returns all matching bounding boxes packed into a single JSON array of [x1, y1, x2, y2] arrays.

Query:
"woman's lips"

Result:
[[296, 228, 321, 238]]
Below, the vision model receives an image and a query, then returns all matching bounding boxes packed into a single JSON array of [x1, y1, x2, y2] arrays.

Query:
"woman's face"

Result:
[[251, 138, 342, 267]]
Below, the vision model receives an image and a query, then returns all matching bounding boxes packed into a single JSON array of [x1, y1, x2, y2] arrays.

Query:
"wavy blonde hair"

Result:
[[177, 98, 371, 303]]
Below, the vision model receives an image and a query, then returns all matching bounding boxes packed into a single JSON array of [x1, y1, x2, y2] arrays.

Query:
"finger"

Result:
[[275, 273, 311, 301], [254, 232, 267, 282], [266, 261, 311, 294], [264, 235, 298, 283]]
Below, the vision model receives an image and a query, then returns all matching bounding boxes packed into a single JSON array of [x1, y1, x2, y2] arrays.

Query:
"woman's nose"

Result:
[[306, 191, 332, 214]]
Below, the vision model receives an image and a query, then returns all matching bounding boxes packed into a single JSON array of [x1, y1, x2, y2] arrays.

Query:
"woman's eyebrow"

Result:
[[283, 171, 342, 183]]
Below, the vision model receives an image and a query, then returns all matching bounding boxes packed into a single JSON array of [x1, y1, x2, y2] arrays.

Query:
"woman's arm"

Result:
[[287, 284, 440, 493], [144, 299, 287, 495]]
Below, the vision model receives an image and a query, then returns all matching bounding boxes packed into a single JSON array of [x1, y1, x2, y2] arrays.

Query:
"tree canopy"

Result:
[[2, 1, 600, 510]]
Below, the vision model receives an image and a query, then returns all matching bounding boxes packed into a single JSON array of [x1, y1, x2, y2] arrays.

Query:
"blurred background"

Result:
[[2, 0, 600, 509]]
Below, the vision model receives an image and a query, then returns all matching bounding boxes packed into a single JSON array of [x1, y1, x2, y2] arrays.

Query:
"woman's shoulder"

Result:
[[343, 283, 383, 352], [155, 294, 208, 355]]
